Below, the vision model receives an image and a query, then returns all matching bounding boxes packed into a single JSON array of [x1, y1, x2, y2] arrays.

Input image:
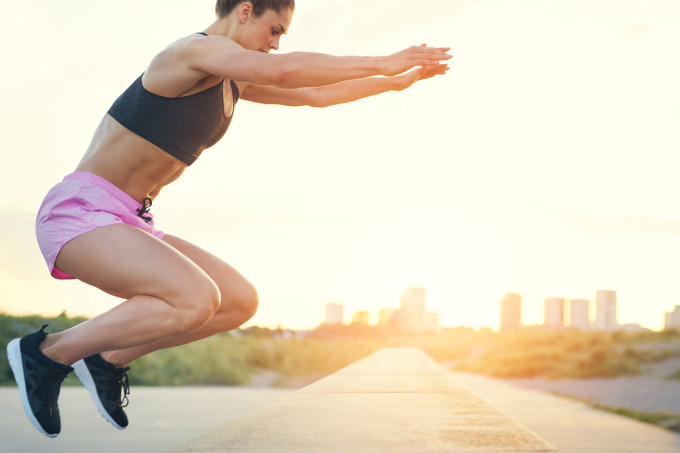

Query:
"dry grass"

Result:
[[3, 313, 679, 386]]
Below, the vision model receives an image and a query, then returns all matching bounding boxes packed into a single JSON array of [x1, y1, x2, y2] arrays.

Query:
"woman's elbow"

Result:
[[270, 66, 289, 87], [268, 59, 300, 89], [306, 89, 332, 108]]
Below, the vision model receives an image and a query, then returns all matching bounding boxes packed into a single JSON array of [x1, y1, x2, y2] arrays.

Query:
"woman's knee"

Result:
[[171, 276, 221, 332], [240, 283, 259, 320], [225, 281, 259, 322]]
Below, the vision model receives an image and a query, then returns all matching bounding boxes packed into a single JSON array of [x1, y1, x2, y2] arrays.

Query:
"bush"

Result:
[[3, 313, 677, 386]]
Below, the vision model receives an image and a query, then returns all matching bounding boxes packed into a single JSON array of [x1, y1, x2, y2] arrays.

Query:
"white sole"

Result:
[[72, 359, 126, 430], [7, 339, 58, 438]]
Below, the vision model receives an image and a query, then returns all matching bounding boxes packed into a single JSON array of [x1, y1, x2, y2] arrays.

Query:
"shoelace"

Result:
[[136, 197, 153, 223], [115, 367, 131, 408]]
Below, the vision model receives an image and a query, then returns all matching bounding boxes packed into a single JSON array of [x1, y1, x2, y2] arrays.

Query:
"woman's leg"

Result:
[[39, 225, 222, 366], [100, 234, 259, 367]]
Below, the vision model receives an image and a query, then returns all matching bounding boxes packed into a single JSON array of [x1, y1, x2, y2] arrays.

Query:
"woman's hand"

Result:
[[381, 44, 452, 77], [394, 63, 450, 91]]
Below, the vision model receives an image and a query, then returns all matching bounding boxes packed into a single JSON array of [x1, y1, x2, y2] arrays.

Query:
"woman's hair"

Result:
[[216, 0, 295, 18]]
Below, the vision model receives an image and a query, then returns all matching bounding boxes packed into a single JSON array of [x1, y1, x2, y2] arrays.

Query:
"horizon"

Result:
[[1, 285, 671, 333]]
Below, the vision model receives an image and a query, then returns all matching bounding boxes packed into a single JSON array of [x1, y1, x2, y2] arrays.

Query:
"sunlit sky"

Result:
[[1, 0, 679, 330]]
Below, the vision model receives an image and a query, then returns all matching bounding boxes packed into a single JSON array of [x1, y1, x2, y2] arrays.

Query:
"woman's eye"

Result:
[[271, 29, 279, 36]]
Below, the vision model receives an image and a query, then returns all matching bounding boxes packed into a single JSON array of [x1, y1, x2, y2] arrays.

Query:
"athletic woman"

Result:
[[7, 0, 450, 437]]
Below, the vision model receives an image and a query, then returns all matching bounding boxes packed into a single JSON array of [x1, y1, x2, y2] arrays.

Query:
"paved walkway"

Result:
[[4, 358, 680, 452], [171, 348, 556, 452], [451, 371, 680, 453], [0, 386, 289, 453]]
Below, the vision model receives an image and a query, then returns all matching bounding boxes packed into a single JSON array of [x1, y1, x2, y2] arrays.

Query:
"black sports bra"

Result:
[[107, 34, 239, 166]]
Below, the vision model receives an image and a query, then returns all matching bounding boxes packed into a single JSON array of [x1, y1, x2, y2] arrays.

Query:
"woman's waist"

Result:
[[74, 156, 185, 203], [75, 117, 187, 201]]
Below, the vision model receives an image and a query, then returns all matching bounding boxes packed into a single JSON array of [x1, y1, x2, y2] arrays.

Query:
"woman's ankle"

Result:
[[100, 351, 128, 368], [39, 333, 74, 367]]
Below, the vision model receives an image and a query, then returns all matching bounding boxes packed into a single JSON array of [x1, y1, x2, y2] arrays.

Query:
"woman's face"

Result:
[[242, 8, 293, 53]]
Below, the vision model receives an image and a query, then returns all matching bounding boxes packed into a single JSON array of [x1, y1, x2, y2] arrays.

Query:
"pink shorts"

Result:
[[35, 172, 165, 279]]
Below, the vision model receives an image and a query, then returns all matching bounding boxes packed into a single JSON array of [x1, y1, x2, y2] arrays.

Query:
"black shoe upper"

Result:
[[19, 325, 73, 435], [83, 353, 130, 428]]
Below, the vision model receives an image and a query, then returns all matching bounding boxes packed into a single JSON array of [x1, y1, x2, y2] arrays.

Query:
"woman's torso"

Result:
[[75, 34, 240, 203]]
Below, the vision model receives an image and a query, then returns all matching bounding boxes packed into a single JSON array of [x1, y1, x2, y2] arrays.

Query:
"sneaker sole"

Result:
[[6, 339, 59, 438], [72, 359, 126, 430]]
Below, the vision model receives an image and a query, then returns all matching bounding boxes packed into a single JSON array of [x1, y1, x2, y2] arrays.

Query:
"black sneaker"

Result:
[[73, 353, 130, 429], [6, 324, 73, 438]]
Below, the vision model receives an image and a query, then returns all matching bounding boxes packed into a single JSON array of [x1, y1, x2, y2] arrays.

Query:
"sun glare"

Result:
[[392, 261, 471, 327]]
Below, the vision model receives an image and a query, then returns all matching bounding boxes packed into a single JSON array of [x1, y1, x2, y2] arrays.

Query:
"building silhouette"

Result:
[[500, 293, 522, 331], [665, 305, 680, 331], [392, 287, 440, 332], [543, 298, 565, 328], [351, 310, 370, 325], [324, 302, 344, 325], [569, 299, 590, 331], [400, 287, 427, 330], [425, 311, 441, 332], [595, 290, 618, 331], [378, 308, 396, 326]]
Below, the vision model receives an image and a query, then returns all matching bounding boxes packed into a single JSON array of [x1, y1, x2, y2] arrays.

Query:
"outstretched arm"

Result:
[[241, 64, 448, 107], [183, 36, 451, 89]]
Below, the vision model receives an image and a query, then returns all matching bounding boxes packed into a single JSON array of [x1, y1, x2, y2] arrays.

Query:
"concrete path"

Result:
[[4, 354, 680, 452], [451, 371, 680, 453], [0, 386, 289, 453], [170, 348, 557, 452]]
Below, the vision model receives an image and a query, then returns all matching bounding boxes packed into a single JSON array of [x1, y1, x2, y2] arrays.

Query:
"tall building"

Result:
[[664, 305, 680, 331], [543, 298, 565, 328], [324, 302, 344, 325], [399, 287, 427, 331], [595, 290, 618, 331], [389, 287, 441, 332], [378, 308, 396, 326], [500, 293, 522, 331], [425, 311, 442, 332], [569, 299, 590, 331], [351, 310, 370, 325]]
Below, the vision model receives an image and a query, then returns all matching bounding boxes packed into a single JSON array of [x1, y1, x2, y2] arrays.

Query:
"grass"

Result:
[[550, 393, 680, 432], [4, 313, 680, 431], [592, 405, 680, 433], [449, 329, 680, 379], [5, 312, 680, 438], [3, 313, 680, 386], [0, 313, 391, 387], [0, 312, 88, 386]]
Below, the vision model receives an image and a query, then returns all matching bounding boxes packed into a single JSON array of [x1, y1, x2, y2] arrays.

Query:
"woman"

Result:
[[7, 0, 450, 437]]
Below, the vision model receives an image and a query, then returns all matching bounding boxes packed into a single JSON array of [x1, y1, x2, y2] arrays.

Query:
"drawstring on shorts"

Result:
[[136, 197, 153, 223]]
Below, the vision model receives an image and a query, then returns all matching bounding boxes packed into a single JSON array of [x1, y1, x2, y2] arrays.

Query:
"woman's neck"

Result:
[[204, 18, 239, 40]]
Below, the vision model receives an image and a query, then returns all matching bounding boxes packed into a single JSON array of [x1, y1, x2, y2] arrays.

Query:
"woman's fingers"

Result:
[[386, 45, 451, 76]]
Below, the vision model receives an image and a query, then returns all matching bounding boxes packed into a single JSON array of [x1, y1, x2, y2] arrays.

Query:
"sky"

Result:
[[1, 0, 679, 330]]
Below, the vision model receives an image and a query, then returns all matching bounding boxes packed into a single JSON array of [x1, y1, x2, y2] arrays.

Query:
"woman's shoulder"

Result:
[[142, 34, 233, 97], [149, 33, 240, 72], [172, 32, 241, 53]]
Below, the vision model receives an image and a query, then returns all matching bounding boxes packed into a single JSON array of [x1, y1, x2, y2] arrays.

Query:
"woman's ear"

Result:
[[238, 2, 254, 24]]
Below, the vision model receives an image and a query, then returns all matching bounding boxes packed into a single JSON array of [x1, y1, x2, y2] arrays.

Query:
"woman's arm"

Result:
[[241, 65, 448, 107], [183, 36, 451, 89]]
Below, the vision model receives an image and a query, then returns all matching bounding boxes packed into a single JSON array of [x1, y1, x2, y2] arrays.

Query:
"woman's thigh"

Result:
[[54, 225, 218, 306], [162, 234, 258, 314]]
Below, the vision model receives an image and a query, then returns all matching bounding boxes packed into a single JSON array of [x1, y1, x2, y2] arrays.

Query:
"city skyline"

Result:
[[497, 289, 670, 332], [323, 286, 441, 332], [320, 285, 675, 332]]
